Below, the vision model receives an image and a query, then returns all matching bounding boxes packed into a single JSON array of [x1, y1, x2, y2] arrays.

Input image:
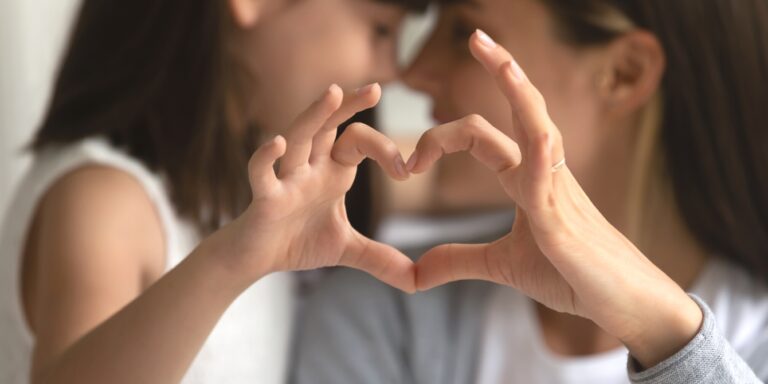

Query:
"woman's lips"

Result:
[[431, 110, 453, 124]]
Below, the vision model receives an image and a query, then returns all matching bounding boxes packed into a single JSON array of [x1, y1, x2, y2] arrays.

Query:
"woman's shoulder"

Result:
[[697, 256, 768, 307]]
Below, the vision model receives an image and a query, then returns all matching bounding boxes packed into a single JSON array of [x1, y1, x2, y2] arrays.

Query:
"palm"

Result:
[[486, 207, 577, 314], [271, 163, 357, 271], [229, 84, 416, 292]]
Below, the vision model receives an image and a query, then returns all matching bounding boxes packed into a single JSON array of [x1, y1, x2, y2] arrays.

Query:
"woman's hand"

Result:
[[410, 30, 703, 368], [212, 83, 415, 293]]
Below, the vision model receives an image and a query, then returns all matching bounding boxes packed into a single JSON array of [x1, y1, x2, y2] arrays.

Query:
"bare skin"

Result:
[[402, 0, 709, 366], [17, 0, 412, 380], [22, 84, 418, 384], [409, 30, 705, 369]]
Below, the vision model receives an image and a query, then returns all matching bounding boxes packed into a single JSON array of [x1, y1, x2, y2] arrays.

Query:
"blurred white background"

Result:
[[0, 0, 81, 228], [0, 1, 436, 231]]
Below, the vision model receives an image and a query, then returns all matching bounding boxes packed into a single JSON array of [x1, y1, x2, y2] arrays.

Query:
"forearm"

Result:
[[33, 230, 253, 384]]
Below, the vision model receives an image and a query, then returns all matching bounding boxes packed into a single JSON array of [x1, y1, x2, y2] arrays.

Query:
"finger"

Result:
[[247, 135, 287, 198], [310, 83, 382, 162], [331, 122, 409, 181], [405, 114, 521, 176], [468, 29, 564, 165], [278, 84, 343, 177], [340, 232, 416, 293], [415, 243, 496, 291]]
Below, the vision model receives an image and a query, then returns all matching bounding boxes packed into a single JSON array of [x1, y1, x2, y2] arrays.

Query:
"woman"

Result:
[[0, 0, 427, 382], [292, 0, 768, 382]]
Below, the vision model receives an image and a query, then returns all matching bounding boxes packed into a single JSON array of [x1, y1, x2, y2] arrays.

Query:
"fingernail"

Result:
[[395, 155, 408, 178], [406, 153, 419, 172], [509, 58, 525, 82], [355, 83, 376, 95], [476, 29, 496, 49], [327, 83, 340, 95]]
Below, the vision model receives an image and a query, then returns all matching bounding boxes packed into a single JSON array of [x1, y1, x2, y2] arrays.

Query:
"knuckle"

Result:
[[383, 142, 399, 157], [463, 114, 489, 132], [533, 132, 550, 149], [420, 128, 437, 145], [346, 122, 368, 135]]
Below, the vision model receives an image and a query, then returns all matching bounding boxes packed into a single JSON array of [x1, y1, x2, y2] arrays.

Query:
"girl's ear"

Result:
[[596, 30, 666, 116], [228, 0, 264, 28]]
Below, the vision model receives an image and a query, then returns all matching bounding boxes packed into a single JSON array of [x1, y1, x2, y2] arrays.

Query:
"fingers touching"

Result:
[[311, 83, 382, 160], [332, 122, 409, 180], [406, 114, 522, 177], [341, 231, 416, 293], [277, 83, 384, 177]]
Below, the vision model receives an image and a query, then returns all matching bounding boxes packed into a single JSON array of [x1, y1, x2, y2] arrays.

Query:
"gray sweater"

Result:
[[290, 267, 766, 384]]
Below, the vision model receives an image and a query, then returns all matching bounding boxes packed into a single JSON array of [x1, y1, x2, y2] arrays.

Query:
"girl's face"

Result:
[[404, 0, 631, 203], [232, 0, 406, 136]]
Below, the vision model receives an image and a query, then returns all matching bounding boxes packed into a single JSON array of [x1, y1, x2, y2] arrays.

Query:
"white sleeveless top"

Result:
[[0, 138, 296, 383]]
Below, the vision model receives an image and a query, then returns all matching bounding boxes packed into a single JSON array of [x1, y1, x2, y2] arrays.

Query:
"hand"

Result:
[[410, 30, 703, 367], [213, 83, 416, 293]]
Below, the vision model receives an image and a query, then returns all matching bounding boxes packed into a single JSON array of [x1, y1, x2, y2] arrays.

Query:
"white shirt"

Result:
[[0, 138, 295, 383], [476, 257, 768, 383]]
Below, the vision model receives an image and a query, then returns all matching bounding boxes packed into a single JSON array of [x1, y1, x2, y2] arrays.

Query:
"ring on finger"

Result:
[[551, 158, 566, 173]]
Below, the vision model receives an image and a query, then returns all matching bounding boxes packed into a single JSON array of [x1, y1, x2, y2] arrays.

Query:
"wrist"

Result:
[[621, 290, 703, 369], [194, 222, 270, 293]]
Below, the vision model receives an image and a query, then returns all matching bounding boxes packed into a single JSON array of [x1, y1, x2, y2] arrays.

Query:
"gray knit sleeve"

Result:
[[628, 295, 764, 383]]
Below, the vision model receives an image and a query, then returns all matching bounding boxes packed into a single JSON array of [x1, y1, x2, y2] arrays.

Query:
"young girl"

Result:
[[292, 0, 768, 383], [0, 0, 427, 382]]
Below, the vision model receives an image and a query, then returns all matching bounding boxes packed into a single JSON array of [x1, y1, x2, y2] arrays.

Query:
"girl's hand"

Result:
[[213, 83, 416, 293], [410, 31, 703, 367]]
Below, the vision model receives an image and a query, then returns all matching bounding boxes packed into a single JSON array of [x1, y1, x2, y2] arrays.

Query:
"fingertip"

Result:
[[327, 83, 344, 108], [394, 154, 410, 180], [469, 29, 496, 65], [359, 82, 383, 109], [355, 82, 381, 97], [474, 29, 497, 49], [328, 83, 342, 96], [405, 152, 419, 173]]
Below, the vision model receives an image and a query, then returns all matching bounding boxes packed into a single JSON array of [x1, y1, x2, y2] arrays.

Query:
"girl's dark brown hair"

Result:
[[539, 0, 768, 280], [32, 0, 427, 234]]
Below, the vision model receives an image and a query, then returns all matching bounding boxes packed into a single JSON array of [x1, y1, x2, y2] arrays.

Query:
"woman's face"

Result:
[[234, 0, 406, 136], [404, 0, 631, 202]]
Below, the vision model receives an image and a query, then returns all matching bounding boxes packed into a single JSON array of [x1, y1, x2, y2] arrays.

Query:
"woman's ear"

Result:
[[597, 31, 666, 115], [228, 0, 264, 28]]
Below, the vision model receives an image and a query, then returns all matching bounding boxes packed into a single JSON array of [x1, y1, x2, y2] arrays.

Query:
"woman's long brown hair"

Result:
[[541, 0, 768, 281]]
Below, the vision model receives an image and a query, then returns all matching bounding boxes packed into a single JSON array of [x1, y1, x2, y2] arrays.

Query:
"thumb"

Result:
[[415, 243, 499, 291], [339, 232, 416, 293]]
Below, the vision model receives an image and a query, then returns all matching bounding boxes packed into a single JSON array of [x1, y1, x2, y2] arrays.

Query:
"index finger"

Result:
[[406, 114, 522, 176], [468, 29, 563, 163]]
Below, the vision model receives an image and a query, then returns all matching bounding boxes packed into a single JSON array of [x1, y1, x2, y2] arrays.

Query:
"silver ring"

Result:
[[551, 158, 566, 173]]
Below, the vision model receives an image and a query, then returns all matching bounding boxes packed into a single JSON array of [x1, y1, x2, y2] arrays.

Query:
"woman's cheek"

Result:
[[451, 68, 516, 134]]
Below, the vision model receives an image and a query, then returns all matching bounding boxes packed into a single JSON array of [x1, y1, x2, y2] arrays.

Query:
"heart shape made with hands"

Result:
[[247, 31, 697, 365], [249, 29, 703, 370]]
